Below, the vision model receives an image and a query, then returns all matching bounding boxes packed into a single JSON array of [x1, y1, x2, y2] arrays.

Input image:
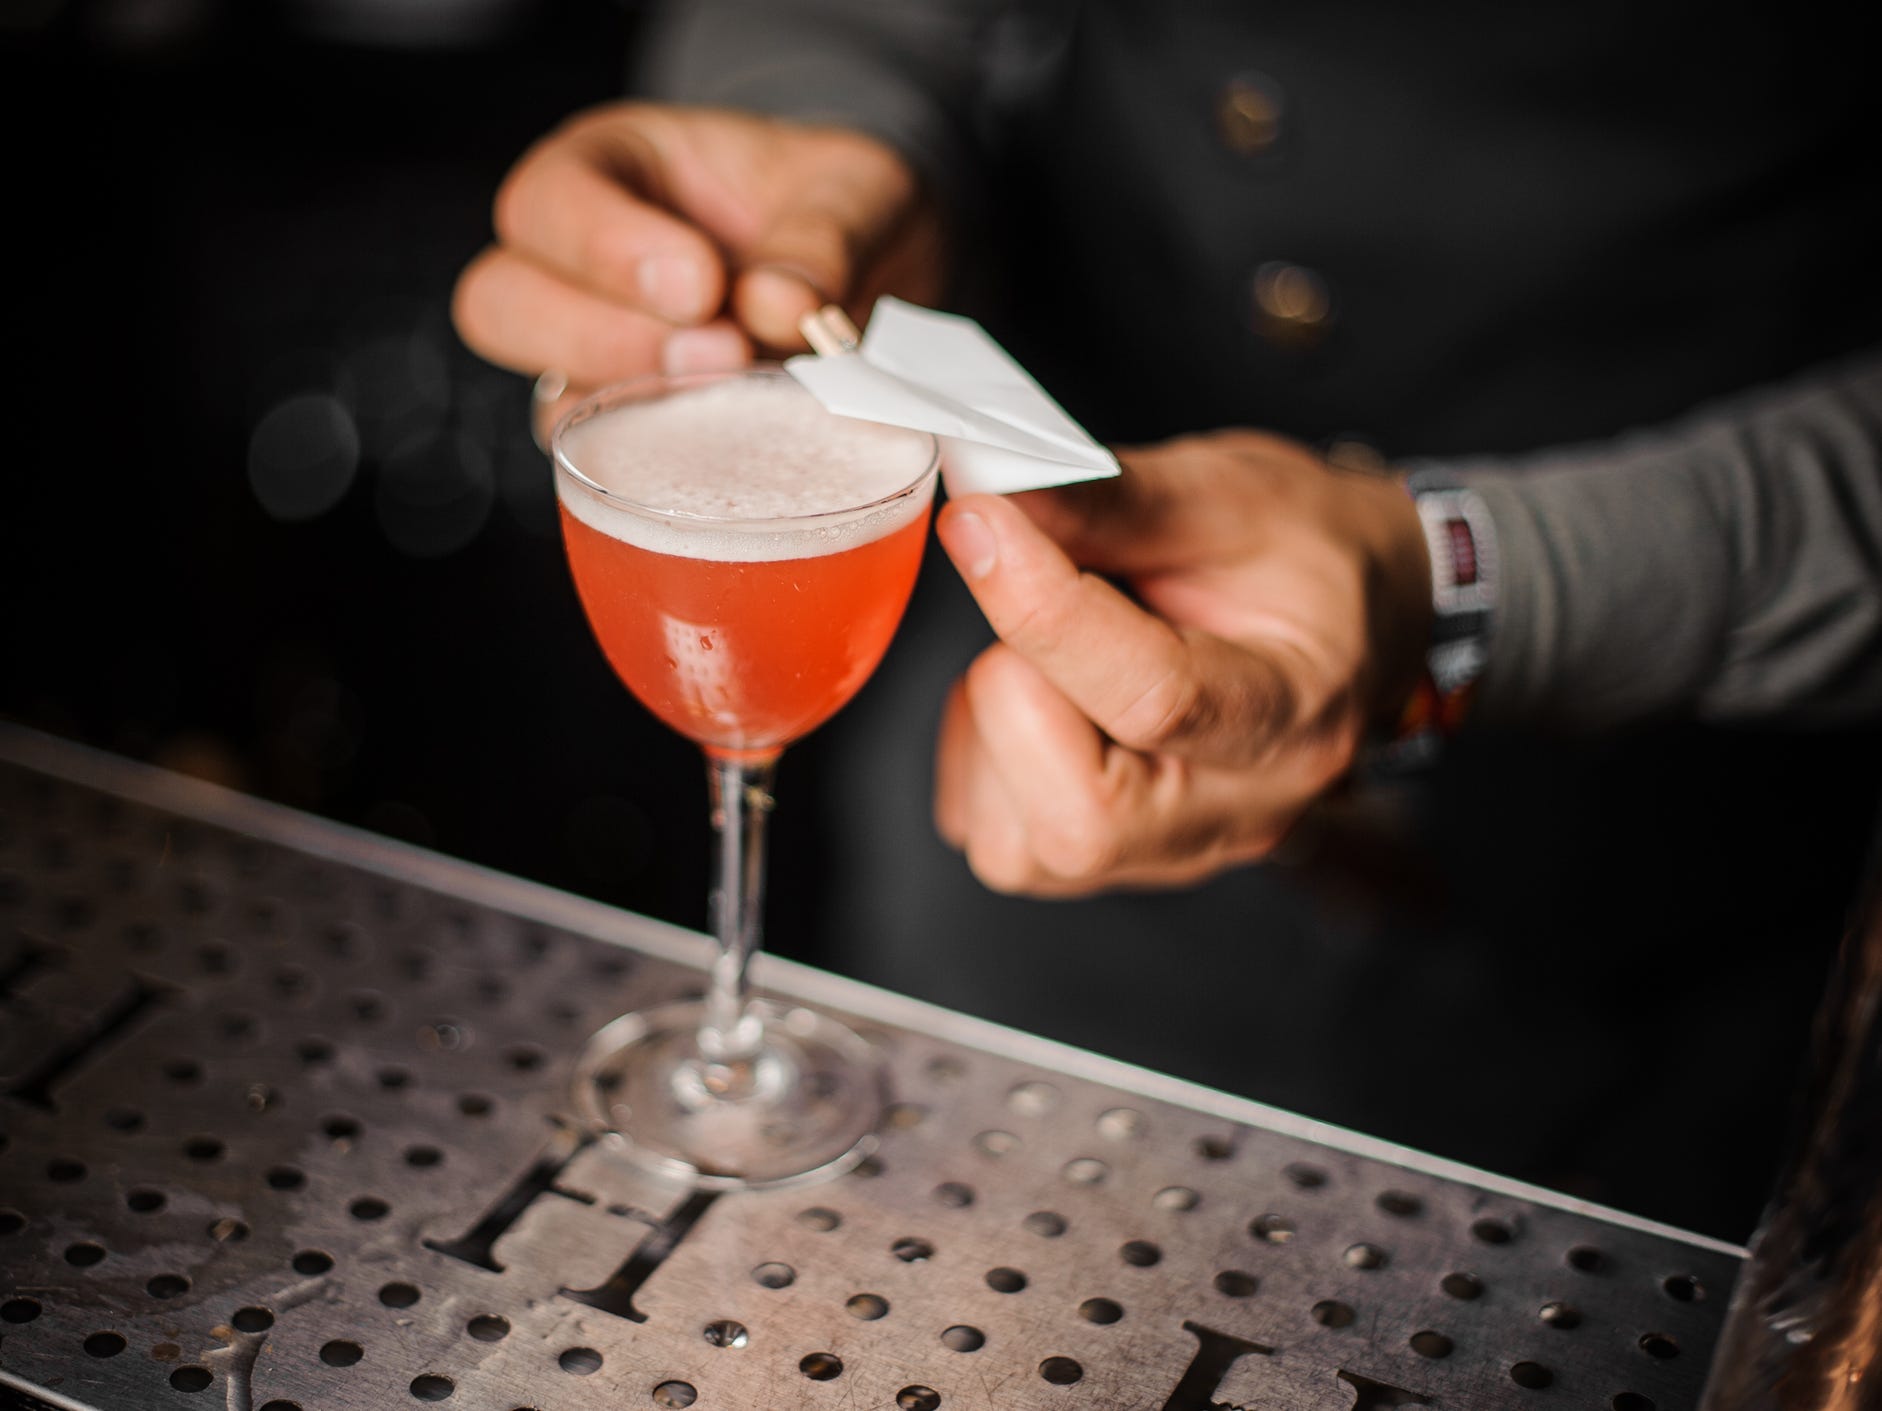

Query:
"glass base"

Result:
[[572, 998, 885, 1190]]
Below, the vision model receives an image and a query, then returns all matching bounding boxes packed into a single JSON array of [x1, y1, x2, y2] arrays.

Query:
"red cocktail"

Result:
[[552, 367, 938, 1188]]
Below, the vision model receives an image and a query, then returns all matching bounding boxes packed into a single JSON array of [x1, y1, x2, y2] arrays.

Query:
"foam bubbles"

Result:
[[556, 377, 935, 562]]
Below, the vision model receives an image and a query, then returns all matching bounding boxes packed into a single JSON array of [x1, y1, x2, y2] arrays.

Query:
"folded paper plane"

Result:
[[786, 297, 1121, 497]]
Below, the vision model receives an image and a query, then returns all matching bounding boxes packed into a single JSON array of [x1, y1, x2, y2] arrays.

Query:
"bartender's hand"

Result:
[[452, 102, 941, 438], [934, 430, 1432, 895]]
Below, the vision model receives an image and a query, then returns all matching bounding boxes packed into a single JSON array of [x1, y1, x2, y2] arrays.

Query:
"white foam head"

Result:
[[555, 374, 937, 562]]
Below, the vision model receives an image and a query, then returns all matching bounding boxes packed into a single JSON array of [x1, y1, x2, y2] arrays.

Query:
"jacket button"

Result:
[[1216, 74, 1284, 155], [1252, 260, 1332, 346]]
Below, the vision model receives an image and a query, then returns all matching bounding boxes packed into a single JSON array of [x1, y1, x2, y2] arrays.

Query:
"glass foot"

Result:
[[572, 998, 886, 1190]]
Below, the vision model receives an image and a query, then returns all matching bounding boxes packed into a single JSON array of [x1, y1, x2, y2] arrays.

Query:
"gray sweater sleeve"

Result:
[[631, 0, 1017, 206], [1433, 349, 1882, 729]]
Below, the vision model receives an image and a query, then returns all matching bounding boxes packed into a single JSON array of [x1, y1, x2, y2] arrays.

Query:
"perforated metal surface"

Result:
[[0, 729, 1738, 1411]]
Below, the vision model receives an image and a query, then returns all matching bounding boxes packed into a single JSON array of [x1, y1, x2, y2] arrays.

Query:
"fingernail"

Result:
[[941, 509, 997, 580], [661, 326, 749, 376], [638, 255, 707, 322]]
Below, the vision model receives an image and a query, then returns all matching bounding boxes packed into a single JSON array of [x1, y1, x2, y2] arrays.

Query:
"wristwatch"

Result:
[[1384, 471, 1498, 763]]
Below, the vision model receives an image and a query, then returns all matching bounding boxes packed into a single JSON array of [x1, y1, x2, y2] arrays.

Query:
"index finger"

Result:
[[494, 117, 726, 324], [935, 495, 1298, 765]]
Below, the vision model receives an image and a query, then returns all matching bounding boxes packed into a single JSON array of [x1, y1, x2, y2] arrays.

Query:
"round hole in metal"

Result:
[[0, 1210, 23, 1236], [1471, 1218, 1514, 1245], [103, 1107, 144, 1132], [1250, 1214, 1294, 1244], [1079, 1297, 1123, 1323], [1662, 1274, 1704, 1302], [1613, 1395, 1657, 1411], [457, 1093, 494, 1117], [1213, 1271, 1257, 1298], [148, 1273, 190, 1299], [47, 1157, 86, 1182], [941, 1325, 985, 1352], [1120, 1240, 1161, 1267], [378, 1066, 413, 1090], [797, 1206, 842, 1230], [170, 1365, 214, 1392], [753, 1261, 796, 1287], [1511, 1362, 1554, 1389], [411, 1374, 455, 1400], [559, 1347, 603, 1375], [65, 1241, 106, 1267], [232, 1307, 275, 1333], [379, 1283, 420, 1309], [208, 1218, 249, 1243], [1023, 1211, 1067, 1237], [1062, 1156, 1107, 1185], [1193, 1134, 1233, 1161], [467, 1314, 509, 1341], [1095, 1107, 1145, 1140], [84, 1332, 126, 1358], [184, 1136, 225, 1162], [932, 1182, 974, 1208], [651, 1383, 697, 1408], [1311, 1300, 1355, 1329], [1, 1299, 42, 1323], [1006, 1081, 1058, 1116], [1283, 1162, 1326, 1189], [292, 1249, 334, 1275], [258, 1403, 302, 1411], [505, 1044, 546, 1072], [1539, 1301, 1581, 1329], [800, 1352, 843, 1380], [320, 1340, 363, 1367], [702, 1319, 748, 1349], [405, 1144, 443, 1168], [985, 1267, 1027, 1293], [1442, 1271, 1484, 1300], [1344, 1243, 1387, 1270], [897, 1388, 941, 1410], [350, 1197, 390, 1221], [1153, 1186, 1199, 1212], [852, 1154, 885, 1178], [974, 1129, 1019, 1157], [1040, 1357, 1083, 1385], [891, 1238, 933, 1263], [846, 1293, 889, 1320], [885, 1101, 928, 1129], [126, 1188, 166, 1213], [1639, 1333, 1680, 1359], [266, 1165, 305, 1190], [294, 1039, 334, 1065], [1568, 1244, 1606, 1272], [322, 1114, 361, 1141], [1410, 1331, 1453, 1359], [1377, 1190, 1423, 1217]]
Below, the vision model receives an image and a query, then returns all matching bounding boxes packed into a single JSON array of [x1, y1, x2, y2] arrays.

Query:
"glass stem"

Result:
[[697, 753, 777, 1083]]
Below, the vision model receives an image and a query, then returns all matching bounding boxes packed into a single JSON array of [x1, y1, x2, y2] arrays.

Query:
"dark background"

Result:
[[8, 0, 1881, 1245], [7, 0, 758, 937]]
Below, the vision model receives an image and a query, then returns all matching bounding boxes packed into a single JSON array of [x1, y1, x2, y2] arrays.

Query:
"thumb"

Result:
[[732, 137, 921, 348]]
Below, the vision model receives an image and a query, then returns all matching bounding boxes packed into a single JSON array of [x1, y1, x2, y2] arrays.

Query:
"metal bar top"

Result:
[[0, 728, 1737, 1411]]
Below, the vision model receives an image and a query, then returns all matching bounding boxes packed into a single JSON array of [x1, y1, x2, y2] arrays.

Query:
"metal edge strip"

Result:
[[0, 1367, 100, 1411], [0, 724, 1746, 1259]]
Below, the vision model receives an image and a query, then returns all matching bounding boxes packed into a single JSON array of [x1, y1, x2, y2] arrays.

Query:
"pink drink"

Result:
[[556, 378, 937, 760]]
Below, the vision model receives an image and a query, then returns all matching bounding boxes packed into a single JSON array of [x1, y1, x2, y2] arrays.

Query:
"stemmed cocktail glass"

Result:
[[551, 365, 938, 1188]]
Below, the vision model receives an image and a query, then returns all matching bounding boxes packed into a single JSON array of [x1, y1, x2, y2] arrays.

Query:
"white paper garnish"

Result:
[[785, 297, 1120, 497]]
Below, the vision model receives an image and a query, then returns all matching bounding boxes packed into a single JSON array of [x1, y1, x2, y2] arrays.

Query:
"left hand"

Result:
[[933, 428, 1431, 896]]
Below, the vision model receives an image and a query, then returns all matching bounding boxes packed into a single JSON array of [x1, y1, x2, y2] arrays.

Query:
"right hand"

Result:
[[452, 102, 943, 439]]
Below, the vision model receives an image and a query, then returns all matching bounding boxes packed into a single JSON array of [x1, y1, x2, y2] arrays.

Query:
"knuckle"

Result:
[[1029, 811, 1122, 884], [1109, 663, 1204, 752], [965, 837, 1038, 896]]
